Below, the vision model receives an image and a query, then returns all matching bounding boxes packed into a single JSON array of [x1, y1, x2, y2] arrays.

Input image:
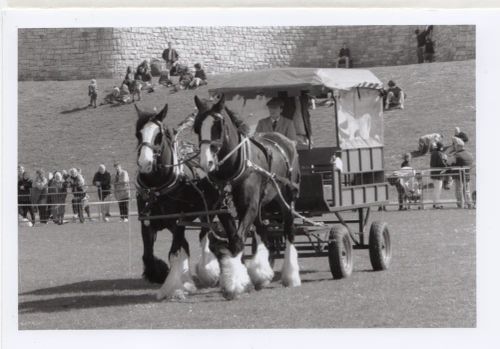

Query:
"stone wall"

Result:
[[18, 25, 475, 81]]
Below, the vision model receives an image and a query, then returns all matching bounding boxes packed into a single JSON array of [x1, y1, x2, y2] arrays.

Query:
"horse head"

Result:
[[193, 94, 248, 174], [135, 103, 173, 176]]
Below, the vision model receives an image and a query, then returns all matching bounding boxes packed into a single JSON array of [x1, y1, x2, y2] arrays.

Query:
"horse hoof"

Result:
[[281, 277, 301, 288], [156, 288, 186, 301], [222, 289, 240, 301], [253, 279, 271, 291], [183, 281, 197, 294], [143, 257, 169, 284]]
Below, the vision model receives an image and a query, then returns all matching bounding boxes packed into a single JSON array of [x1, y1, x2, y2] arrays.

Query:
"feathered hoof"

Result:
[[281, 273, 302, 288], [156, 287, 185, 301], [143, 257, 169, 284], [220, 254, 251, 300], [183, 280, 197, 294], [196, 263, 220, 288]]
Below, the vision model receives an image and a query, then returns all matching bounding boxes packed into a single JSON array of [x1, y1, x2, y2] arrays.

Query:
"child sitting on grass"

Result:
[[88, 79, 98, 108]]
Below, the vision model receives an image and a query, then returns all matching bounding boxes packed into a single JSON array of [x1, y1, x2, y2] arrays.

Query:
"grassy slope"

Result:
[[18, 60, 475, 184]]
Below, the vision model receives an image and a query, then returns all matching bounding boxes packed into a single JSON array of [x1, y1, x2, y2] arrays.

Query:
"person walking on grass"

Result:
[[113, 162, 130, 222]]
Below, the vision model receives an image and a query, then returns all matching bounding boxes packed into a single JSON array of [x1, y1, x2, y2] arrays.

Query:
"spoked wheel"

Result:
[[328, 225, 353, 279], [369, 221, 392, 271]]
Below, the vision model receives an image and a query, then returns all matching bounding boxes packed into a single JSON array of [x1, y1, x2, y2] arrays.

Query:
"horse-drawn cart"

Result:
[[209, 68, 392, 279]]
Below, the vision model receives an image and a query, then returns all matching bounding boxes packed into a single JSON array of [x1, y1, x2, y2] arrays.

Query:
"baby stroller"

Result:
[[388, 167, 423, 210]]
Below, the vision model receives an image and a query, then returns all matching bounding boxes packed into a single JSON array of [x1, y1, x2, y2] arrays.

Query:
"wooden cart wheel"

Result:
[[369, 221, 392, 271], [328, 225, 353, 279]]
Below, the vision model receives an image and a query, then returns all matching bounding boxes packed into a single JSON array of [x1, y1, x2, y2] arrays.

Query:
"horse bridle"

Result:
[[199, 112, 227, 159], [137, 119, 168, 170]]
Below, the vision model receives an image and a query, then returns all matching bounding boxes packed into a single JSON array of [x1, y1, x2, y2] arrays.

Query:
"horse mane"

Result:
[[224, 106, 250, 136], [193, 98, 249, 136]]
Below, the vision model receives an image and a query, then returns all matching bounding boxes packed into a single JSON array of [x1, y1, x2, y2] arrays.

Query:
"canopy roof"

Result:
[[209, 67, 384, 97]]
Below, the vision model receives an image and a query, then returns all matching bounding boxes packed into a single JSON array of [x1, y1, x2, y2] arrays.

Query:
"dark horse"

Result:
[[135, 103, 235, 300], [193, 95, 301, 300]]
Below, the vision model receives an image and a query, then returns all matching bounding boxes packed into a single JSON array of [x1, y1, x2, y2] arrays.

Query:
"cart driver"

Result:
[[255, 97, 297, 142]]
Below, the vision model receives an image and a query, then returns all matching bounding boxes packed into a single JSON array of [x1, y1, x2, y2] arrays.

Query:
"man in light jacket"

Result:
[[113, 162, 130, 222], [255, 97, 297, 142]]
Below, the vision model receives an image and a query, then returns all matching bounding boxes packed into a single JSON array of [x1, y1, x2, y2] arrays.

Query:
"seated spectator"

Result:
[[188, 63, 208, 89], [178, 66, 194, 90], [135, 60, 153, 82], [401, 152, 411, 168], [384, 80, 405, 110], [18, 171, 35, 227], [418, 133, 443, 154], [336, 42, 351, 68], [49, 172, 68, 225], [255, 97, 297, 141], [103, 85, 131, 104]]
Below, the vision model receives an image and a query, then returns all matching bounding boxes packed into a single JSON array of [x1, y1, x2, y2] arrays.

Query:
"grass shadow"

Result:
[[60, 105, 91, 114], [19, 293, 157, 314], [20, 278, 155, 296]]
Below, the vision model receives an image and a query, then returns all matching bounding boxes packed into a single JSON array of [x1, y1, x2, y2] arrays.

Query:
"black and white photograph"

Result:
[[2, 5, 500, 349]]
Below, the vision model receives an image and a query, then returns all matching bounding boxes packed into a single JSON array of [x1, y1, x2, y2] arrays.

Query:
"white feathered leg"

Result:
[[157, 249, 196, 300], [220, 252, 251, 300], [195, 234, 220, 288], [247, 234, 274, 290], [281, 240, 301, 287]]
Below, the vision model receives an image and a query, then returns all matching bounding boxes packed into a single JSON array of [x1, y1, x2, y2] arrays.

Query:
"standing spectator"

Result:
[[49, 172, 68, 225], [162, 41, 179, 80], [454, 127, 469, 143], [450, 137, 474, 208], [88, 79, 98, 108], [93, 164, 112, 222], [123, 66, 135, 90], [430, 142, 448, 209], [424, 36, 435, 63], [32, 169, 49, 224], [18, 165, 26, 217], [68, 168, 90, 223], [113, 162, 130, 222], [336, 42, 351, 68], [18, 165, 25, 180], [18, 171, 35, 227], [188, 63, 208, 89], [178, 66, 194, 90], [414, 26, 433, 63]]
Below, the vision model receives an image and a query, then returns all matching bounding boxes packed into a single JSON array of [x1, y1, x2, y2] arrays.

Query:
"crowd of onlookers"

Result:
[[387, 126, 474, 211], [18, 163, 131, 227], [91, 41, 208, 107]]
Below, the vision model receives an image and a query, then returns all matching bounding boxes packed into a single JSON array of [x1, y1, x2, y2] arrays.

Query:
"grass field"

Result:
[[19, 209, 475, 329], [17, 60, 476, 329]]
